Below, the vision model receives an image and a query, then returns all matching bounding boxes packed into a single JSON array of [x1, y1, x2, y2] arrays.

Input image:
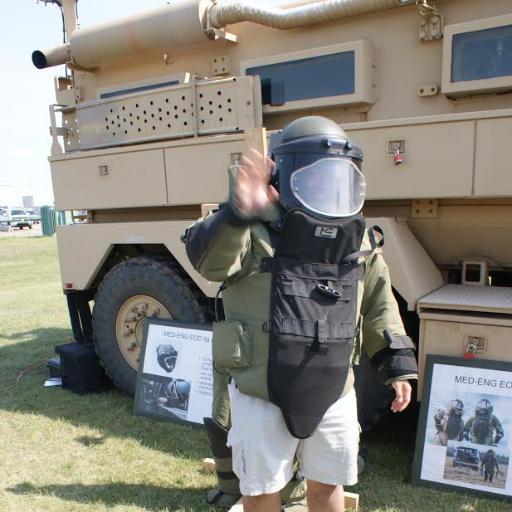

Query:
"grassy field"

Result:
[[0, 236, 510, 512]]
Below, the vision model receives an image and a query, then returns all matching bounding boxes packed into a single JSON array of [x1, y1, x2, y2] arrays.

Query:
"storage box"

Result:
[[417, 284, 512, 398], [55, 343, 110, 394]]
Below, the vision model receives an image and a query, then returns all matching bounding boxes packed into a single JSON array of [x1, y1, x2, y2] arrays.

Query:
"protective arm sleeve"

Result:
[[434, 409, 444, 431], [361, 252, 418, 385], [182, 203, 252, 282], [494, 416, 504, 442]]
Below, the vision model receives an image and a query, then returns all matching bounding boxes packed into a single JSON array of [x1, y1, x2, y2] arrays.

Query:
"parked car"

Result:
[[453, 446, 480, 471], [25, 209, 41, 224], [10, 208, 33, 230]]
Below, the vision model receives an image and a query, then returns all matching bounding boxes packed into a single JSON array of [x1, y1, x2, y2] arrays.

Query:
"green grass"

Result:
[[0, 236, 510, 511]]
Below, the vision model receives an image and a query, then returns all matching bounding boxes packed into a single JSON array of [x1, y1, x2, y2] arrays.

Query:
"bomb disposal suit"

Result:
[[433, 399, 465, 446], [184, 117, 418, 495], [481, 449, 500, 483], [464, 399, 504, 446]]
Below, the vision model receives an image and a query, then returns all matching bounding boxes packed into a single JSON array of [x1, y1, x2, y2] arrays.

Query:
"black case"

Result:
[[55, 343, 110, 394]]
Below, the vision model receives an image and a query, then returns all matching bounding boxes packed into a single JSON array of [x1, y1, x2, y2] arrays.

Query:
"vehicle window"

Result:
[[246, 51, 355, 105], [11, 209, 26, 216], [451, 24, 512, 82]]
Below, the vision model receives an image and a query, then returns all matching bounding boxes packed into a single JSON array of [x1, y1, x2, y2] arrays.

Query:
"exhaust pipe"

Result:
[[32, 43, 71, 69], [32, 0, 212, 69], [32, 0, 417, 70], [208, 0, 414, 30]]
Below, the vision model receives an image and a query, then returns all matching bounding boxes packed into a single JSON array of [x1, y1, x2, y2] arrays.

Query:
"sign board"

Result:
[[413, 355, 512, 501], [133, 318, 213, 426]]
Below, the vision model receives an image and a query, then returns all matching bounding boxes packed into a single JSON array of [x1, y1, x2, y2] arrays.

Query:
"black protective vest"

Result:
[[267, 209, 366, 439]]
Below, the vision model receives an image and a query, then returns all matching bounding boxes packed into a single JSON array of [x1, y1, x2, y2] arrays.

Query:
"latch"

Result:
[[231, 152, 243, 165], [98, 165, 109, 176], [463, 335, 487, 359], [388, 140, 405, 165]]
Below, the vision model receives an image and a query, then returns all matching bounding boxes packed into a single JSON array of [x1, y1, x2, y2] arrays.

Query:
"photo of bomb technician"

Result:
[[156, 343, 178, 373], [138, 376, 191, 422], [463, 399, 504, 446], [414, 359, 512, 497], [429, 396, 507, 448], [134, 320, 214, 426], [444, 441, 509, 490], [432, 399, 465, 446]]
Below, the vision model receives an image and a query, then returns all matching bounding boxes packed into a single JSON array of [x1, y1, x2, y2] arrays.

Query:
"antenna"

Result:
[[36, 0, 65, 43], [36, 0, 79, 43]]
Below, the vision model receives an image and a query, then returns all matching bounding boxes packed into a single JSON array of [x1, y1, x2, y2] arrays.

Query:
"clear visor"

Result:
[[290, 158, 366, 217]]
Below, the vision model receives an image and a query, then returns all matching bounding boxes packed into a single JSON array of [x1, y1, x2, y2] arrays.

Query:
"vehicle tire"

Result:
[[92, 257, 209, 395]]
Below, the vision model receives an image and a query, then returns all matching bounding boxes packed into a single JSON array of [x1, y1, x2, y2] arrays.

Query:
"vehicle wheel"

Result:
[[92, 257, 209, 395]]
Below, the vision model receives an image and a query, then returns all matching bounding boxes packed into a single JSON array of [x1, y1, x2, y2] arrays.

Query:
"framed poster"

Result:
[[133, 318, 213, 427], [412, 355, 512, 500]]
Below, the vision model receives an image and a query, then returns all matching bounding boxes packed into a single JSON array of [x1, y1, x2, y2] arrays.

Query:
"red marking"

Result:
[[126, 21, 151, 57]]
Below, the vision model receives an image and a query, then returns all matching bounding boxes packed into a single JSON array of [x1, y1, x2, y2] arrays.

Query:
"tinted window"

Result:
[[11, 210, 26, 216], [452, 24, 512, 82], [246, 51, 355, 106]]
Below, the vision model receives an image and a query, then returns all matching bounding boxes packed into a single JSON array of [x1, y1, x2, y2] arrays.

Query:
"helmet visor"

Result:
[[290, 158, 366, 217]]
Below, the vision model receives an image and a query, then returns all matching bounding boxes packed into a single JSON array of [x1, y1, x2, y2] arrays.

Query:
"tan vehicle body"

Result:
[[36, 0, 512, 394]]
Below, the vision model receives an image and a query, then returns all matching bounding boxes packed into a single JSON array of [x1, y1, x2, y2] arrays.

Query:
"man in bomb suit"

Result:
[[481, 449, 500, 483], [183, 117, 418, 512], [433, 399, 465, 446], [463, 399, 504, 446]]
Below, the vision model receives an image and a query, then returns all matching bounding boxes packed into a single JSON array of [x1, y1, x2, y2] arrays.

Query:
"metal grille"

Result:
[[75, 76, 260, 150]]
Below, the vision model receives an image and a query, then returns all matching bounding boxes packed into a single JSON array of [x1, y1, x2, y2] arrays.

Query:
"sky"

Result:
[[0, 0, 281, 207]]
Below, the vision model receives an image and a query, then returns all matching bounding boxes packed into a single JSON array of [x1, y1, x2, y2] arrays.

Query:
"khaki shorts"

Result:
[[227, 383, 359, 496]]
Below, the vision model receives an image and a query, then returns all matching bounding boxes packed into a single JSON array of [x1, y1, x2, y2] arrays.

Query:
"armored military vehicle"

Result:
[[33, 0, 512, 418]]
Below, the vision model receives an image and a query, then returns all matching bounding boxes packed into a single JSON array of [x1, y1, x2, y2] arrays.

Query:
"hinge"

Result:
[[417, 0, 444, 42]]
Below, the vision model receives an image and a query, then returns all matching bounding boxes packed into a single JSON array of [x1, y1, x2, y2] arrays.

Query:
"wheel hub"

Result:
[[115, 295, 171, 370]]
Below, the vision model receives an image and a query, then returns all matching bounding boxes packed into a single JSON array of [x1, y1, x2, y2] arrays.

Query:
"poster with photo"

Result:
[[133, 318, 213, 426], [413, 355, 512, 500]]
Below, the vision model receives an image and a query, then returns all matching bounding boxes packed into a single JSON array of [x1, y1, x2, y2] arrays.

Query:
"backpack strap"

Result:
[[341, 225, 384, 263]]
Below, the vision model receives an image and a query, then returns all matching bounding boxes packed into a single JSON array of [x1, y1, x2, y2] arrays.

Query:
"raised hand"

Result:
[[233, 148, 279, 217]]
